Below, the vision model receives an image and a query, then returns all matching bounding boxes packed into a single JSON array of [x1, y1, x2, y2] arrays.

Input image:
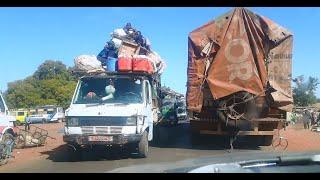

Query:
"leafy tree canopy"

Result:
[[293, 75, 319, 107], [4, 60, 78, 109]]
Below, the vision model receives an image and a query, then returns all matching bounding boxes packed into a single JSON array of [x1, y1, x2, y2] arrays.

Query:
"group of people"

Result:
[[302, 109, 319, 129]]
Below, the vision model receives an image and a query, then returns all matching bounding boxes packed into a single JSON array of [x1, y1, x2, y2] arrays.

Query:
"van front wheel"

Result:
[[138, 131, 148, 158]]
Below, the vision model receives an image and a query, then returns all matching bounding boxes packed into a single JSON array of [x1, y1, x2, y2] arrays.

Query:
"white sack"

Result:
[[74, 55, 103, 71]]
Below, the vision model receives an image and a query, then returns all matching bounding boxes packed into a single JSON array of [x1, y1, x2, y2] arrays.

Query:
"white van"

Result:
[[63, 72, 160, 158]]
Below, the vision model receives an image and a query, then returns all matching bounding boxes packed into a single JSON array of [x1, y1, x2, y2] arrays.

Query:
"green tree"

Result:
[[33, 60, 70, 81], [5, 60, 78, 109], [293, 75, 319, 106]]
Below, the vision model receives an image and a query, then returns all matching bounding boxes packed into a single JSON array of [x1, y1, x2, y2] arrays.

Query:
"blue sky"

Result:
[[0, 7, 320, 96]]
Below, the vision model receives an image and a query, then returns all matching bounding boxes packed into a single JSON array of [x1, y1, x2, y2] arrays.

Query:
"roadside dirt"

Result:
[[279, 123, 320, 152], [1, 123, 65, 170]]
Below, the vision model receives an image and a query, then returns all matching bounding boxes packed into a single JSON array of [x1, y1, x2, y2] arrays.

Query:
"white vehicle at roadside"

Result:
[[27, 106, 65, 124], [0, 92, 16, 165]]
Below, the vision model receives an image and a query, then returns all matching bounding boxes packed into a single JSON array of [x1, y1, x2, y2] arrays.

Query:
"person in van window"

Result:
[[102, 79, 116, 101]]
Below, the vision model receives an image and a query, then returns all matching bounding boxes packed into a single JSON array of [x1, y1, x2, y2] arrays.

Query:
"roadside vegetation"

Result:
[[4, 60, 78, 109]]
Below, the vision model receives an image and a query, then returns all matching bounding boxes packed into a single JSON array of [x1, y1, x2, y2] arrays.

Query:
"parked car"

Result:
[[26, 114, 51, 124]]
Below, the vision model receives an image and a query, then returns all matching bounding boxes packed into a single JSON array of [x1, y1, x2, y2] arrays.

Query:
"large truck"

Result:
[[187, 8, 293, 146], [63, 72, 162, 158]]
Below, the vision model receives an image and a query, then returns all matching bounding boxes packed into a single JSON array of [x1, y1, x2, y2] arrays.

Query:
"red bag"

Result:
[[118, 57, 133, 72]]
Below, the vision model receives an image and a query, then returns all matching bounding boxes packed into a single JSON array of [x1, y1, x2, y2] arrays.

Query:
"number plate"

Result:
[[88, 136, 113, 142]]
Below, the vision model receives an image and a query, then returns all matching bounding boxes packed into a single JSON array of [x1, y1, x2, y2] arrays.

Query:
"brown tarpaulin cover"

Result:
[[187, 7, 293, 112]]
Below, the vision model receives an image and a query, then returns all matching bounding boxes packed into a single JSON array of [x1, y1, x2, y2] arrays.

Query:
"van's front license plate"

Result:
[[88, 136, 113, 142]]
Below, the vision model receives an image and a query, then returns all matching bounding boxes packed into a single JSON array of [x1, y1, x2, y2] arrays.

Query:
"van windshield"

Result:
[[74, 77, 144, 104]]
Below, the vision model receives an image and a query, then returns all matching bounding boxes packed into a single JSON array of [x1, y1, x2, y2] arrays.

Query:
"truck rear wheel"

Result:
[[261, 135, 273, 146], [159, 126, 169, 145], [138, 131, 148, 158], [190, 132, 201, 146]]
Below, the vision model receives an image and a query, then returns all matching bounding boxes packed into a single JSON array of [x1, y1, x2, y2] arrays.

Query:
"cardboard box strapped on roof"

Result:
[[187, 7, 293, 113]]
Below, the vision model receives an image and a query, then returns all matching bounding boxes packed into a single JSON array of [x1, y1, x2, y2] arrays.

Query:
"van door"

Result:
[[144, 80, 153, 141]]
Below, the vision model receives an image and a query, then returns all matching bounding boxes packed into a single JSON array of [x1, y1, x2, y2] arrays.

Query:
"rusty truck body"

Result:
[[187, 7, 293, 146]]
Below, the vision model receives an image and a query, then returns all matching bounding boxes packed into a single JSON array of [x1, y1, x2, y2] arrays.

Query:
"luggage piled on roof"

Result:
[[74, 23, 166, 75]]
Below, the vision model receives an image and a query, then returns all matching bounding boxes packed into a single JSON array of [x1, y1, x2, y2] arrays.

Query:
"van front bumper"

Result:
[[63, 134, 142, 145]]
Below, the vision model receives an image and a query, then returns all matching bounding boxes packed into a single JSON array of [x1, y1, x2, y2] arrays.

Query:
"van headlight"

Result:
[[126, 117, 137, 126], [67, 117, 79, 126]]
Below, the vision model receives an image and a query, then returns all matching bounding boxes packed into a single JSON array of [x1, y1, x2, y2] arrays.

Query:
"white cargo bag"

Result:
[[146, 38, 151, 47], [74, 55, 103, 71], [148, 51, 166, 74], [111, 28, 127, 38], [112, 38, 122, 48]]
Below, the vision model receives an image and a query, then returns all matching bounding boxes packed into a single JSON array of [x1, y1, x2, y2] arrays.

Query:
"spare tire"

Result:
[[217, 92, 265, 129]]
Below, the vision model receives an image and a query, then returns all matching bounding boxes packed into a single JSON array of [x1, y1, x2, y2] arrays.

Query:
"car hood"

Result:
[[106, 151, 320, 173]]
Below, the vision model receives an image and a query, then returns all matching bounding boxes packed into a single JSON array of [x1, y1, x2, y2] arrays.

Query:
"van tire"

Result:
[[261, 135, 274, 146], [42, 119, 46, 124], [66, 144, 82, 162], [138, 131, 148, 158]]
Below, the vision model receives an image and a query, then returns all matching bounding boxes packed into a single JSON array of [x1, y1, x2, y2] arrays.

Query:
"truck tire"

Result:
[[66, 143, 82, 162], [138, 131, 148, 158], [261, 135, 274, 146], [151, 126, 160, 145], [190, 132, 201, 146], [159, 126, 169, 145], [174, 120, 178, 126], [248, 135, 274, 146]]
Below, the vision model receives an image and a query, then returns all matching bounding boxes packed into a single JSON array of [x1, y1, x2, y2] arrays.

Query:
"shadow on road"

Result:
[[40, 144, 140, 162], [41, 121, 262, 162], [150, 121, 262, 151]]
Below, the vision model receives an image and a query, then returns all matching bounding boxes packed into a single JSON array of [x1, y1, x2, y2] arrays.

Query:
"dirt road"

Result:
[[0, 121, 320, 173]]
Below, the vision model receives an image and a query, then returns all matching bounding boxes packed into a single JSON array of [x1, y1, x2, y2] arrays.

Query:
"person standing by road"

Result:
[[24, 112, 30, 131], [303, 109, 311, 129]]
